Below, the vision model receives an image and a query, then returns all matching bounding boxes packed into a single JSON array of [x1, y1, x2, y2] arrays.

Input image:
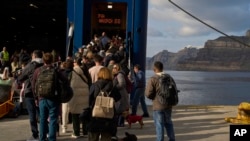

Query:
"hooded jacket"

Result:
[[145, 72, 177, 110], [17, 58, 43, 98]]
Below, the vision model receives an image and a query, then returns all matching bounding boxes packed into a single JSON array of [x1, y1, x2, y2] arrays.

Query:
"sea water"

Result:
[[145, 70, 250, 105]]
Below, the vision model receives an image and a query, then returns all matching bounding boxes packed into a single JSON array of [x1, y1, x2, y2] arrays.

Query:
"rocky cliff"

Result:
[[147, 30, 250, 71]]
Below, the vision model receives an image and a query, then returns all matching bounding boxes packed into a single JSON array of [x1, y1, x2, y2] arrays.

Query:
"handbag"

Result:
[[92, 90, 115, 119], [79, 107, 92, 122]]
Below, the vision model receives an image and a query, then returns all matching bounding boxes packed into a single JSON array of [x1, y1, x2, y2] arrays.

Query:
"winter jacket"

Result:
[[113, 71, 129, 114], [68, 66, 89, 114], [133, 70, 145, 88], [87, 79, 121, 133], [145, 72, 177, 110], [17, 58, 43, 98]]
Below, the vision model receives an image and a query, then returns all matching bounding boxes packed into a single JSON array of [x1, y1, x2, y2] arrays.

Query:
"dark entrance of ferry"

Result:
[[91, 2, 127, 40], [67, 0, 148, 71]]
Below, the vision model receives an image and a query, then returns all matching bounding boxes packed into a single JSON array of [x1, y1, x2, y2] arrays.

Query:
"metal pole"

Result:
[[66, 23, 74, 58]]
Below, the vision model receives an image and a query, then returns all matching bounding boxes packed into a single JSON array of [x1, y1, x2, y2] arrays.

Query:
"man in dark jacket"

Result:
[[131, 64, 149, 117], [17, 50, 43, 141], [32, 52, 64, 141], [145, 61, 176, 141]]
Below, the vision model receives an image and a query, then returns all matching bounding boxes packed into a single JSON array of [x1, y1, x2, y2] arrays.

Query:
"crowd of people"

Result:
[[0, 32, 177, 141]]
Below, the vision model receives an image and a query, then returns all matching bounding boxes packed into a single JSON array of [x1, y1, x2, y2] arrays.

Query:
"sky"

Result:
[[146, 0, 250, 57]]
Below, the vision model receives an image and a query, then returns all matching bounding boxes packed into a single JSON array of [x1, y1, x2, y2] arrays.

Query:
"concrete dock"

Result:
[[0, 105, 237, 141]]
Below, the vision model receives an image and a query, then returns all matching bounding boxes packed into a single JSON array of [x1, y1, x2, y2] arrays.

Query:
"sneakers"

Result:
[[26, 136, 39, 141], [111, 136, 118, 141], [71, 134, 80, 139], [61, 128, 66, 133]]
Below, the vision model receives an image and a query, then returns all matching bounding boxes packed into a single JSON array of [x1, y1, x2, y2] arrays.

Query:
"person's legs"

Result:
[[138, 88, 149, 116], [118, 114, 125, 127], [25, 97, 39, 139], [47, 99, 59, 141], [61, 103, 69, 132], [88, 132, 100, 141], [129, 89, 135, 106], [68, 112, 72, 124], [100, 132, 112, 141], [153, 110, 165, 141], [72, 114, 80, 136], [39, 99, 49, 141], [111, 115, 118, 137], [164, 109, 175, 141], [82, 119, 88, 136], [131, 88, 141, 115]]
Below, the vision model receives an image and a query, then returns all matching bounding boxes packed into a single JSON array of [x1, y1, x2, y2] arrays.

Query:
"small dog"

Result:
[[120, 132, 137, 141], [111, 132, 137, 141], [122, 111, 144, 129]]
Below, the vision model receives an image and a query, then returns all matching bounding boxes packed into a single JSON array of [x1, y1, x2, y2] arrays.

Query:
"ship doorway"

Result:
[[91, 2, 127, 40]]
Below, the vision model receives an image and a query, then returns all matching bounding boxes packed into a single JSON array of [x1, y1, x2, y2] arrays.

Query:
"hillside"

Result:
[[146, 30, 250, 71]]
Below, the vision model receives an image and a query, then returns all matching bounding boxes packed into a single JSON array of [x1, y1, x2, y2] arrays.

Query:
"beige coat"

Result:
[[68, 66, 89, 114]]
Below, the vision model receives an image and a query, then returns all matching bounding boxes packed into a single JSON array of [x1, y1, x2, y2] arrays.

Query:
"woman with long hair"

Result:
[[87, 67, 121, 141]]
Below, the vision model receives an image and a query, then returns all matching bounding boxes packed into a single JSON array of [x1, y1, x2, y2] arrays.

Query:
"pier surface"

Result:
[[0, 105, 237, 141]]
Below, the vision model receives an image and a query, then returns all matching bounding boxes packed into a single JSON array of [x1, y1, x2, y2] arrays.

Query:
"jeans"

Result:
[[118, 115, 125, 126], [153, 109, 175, 141], [129, 89, 135, 106], [131, 87, 149, 115], [39, 99, 59, 141], [25, 97, 39, 138]]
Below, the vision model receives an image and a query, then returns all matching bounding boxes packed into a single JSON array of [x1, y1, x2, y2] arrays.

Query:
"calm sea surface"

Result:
[[145, 70, 250, 105]]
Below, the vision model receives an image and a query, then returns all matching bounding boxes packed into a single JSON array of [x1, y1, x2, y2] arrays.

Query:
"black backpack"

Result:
[[35, 66, 58, 99], [157, 74, 179, 106]]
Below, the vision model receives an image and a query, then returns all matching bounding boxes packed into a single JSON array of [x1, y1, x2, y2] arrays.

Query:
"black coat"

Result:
[[87, 79, 121, 133], [17, 60, 43, 98]]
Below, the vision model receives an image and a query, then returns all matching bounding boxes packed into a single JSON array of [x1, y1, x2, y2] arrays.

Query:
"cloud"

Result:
[[178, 26, 212, 37], [148, 0, 250, 37], [147, 27, 164, 37], [146, 0, 250, 57]]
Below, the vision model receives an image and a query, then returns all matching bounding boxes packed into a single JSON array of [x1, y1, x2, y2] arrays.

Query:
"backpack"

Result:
[[58, 71, 73, 103], [125, 76, 133, 94], [157, 74, 179, 106], [118, 72, 133, 94], [92, 87, 115, 119], [35, 66, 58, 99]]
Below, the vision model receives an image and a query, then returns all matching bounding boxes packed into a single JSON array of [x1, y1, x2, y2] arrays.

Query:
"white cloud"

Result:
[[179, 26, 197, 36], [147, 27, 164, 37], [146, 0, 250, 57], [148, 0, 250, 36]]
